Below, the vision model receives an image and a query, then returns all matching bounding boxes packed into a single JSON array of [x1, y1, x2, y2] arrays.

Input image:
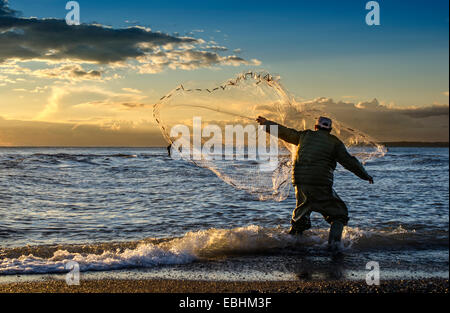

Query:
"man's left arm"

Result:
[[336, 141, 374, 183]]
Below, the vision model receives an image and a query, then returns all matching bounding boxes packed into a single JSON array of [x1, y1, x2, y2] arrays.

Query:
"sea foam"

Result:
[[0, 224, 445, 275]]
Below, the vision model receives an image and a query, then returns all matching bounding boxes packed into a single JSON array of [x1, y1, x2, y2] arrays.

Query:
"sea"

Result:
[[0, 147, 448, 283]]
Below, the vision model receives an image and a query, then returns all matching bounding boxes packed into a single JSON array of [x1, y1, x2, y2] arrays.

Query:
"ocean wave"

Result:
[[0, 225, 447, 275], [0, 153, 144, 169], [411, 157, 449, 166], [0, 159, 25, 169]]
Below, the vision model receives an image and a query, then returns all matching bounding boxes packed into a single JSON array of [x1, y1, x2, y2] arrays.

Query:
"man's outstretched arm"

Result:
[[336, 141, 374, 184], [256, 116, 301, 145]]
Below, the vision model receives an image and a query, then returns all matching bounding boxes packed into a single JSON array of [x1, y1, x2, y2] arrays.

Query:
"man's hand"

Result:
[[368, 176, 374, 184], [256, 116, 267, 125]]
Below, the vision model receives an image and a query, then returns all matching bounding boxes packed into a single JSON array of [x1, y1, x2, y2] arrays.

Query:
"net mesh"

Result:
[[153, 71, 385, 201]]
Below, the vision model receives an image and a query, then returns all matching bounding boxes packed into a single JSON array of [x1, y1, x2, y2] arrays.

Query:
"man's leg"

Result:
[[328, 220, 344, 245], [289, 185, 312, 235], [312, 187, 349, 250], [327, 195, 349, 251]]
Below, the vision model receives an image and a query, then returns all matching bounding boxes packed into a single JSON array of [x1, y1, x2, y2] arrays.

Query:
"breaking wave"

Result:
[[0, 225, 447, 275]]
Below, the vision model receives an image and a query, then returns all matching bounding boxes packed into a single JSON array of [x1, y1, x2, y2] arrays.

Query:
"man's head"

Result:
[[315, 116, 332, 132]]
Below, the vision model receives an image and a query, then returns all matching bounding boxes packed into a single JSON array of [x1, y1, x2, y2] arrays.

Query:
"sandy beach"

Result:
[[0, 278, 447, 293]]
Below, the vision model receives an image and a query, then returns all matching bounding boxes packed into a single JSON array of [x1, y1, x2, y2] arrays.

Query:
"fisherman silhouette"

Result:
[[257, 116, 374, 253]]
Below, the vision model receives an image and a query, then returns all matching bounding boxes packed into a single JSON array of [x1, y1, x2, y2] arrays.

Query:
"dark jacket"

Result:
[[264, 120, 371, 186]]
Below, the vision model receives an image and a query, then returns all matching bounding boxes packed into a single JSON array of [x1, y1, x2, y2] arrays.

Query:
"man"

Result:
[[256, 116, 374, 251]]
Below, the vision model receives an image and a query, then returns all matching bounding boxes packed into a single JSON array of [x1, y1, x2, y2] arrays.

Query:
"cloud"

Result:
[[32, 64, 103, 81], [296, 97, 449, 142], [0, 116, 165, 146], [12, 86, 48, 93], [120, 102, 148, 108], [394, 104, 449, 118], [35, 84, 150, 121], [205, 45, 228, 52], [0, 73, 16, 85], [0, 0, 17, 17], [0, 1, 260, 75], [137, 50, 260, 73], [0, 18, 196, 64], [122, 87, 142, 94]]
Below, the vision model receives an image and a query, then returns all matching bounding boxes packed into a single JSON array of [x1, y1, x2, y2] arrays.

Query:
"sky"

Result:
[[0, 0, 448, 146]]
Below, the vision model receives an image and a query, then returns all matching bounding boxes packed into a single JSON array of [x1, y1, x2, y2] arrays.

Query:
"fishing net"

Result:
[[153, 71, 385, 201]]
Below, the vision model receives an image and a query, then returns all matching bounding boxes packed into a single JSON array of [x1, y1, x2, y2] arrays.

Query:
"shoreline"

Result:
[[0, 143, 448, 148], [0, 278, 448, 293]]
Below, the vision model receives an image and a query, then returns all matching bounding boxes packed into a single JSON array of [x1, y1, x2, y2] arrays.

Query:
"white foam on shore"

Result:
[[0, 225, 300, 275], [0, 224, 443, 275], [0, 243, 195, 275]]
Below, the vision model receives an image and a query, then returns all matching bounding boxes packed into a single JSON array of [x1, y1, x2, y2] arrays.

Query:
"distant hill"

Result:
[[381, 142, 449, 147]]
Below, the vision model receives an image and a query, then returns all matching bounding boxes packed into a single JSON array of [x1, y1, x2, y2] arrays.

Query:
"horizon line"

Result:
[[0, 141, 448, 148]]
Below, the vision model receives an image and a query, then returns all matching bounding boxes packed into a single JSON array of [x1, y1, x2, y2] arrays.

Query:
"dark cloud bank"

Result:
[[0, 0, 251, 68], [305, 98, 448, 142], [0, 1, 193, 64]]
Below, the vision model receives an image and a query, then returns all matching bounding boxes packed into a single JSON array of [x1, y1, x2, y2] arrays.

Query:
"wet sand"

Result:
[[0, 278, 447, 293]]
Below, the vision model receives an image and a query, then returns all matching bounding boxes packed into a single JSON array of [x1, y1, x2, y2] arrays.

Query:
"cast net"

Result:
[[153, 71, 385, 201]]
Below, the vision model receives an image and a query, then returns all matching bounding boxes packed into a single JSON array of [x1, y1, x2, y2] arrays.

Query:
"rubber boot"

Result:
[[288, 220, 303, 235], [328, 221, 344, 252], [288, 216, 311, 236], [288, 225, 303, 236]]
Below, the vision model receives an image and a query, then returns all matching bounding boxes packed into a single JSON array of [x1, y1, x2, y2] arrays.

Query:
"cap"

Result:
[[316, 116, 332, 130]]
